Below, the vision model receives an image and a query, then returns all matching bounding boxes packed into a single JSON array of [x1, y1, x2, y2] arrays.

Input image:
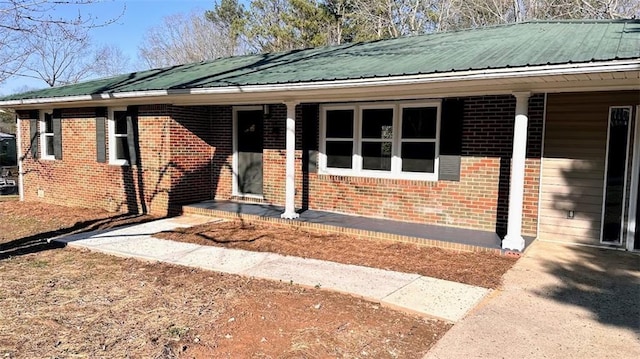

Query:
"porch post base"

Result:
[[502, 234, 525, 252], [280, 211, 300, 220]]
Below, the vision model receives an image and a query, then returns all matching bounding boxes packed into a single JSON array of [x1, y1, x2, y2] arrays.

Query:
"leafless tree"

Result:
[[92, 44, 132, 78], [0, 0, 124, 84], [438, 0, 640, 30], [20, 24, 94, 87], [138, 11, 237, 69]]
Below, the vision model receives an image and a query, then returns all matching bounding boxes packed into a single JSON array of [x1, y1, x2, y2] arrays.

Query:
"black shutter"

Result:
[[126, 106, 139, 166], [96, 107, 107, 163], [302, 104, 319, 173], [29, 110, 39, 159], [439, 99, 464, 181], [52, 109, 63, 160]]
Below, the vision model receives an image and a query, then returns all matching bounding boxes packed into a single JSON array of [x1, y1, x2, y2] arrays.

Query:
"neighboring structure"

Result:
[[0, 20, 638, 251], [0, 132, 16, 167]]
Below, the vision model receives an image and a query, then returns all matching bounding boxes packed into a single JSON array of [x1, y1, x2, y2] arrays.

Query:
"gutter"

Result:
[[0, 59, 638, 107]]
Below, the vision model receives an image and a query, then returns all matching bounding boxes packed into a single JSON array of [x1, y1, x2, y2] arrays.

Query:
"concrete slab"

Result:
[[53, 214, 491, 324], [383, 277, 489, 322], [171, 246, 272, 274], [94, 236, 202, 262], [57, 215, 218, 246], [243, 255, 421, 300], [424, 241, 640, 359]]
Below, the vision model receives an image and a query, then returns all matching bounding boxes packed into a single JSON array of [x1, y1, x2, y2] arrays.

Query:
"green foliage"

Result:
[[205, 0, 247, 53]]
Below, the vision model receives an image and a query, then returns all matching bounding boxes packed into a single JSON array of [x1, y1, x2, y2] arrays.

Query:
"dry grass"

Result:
[[0, 201, 451, 358]]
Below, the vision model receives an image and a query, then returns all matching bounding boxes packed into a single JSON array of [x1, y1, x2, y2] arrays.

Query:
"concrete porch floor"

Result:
[[182, 200, 535, 253]]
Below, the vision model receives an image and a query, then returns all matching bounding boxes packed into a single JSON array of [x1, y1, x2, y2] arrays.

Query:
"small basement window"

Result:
[[320, 100, 441, 180]]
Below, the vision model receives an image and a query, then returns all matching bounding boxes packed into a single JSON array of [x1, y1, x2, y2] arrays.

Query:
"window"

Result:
[[320, 101, 441, 180], [325, 108, 354, 169], [40, 111, 54, 159], [361, 108, 393, 171], [400, 105, 438, 173], [108, 108, 132, 165]]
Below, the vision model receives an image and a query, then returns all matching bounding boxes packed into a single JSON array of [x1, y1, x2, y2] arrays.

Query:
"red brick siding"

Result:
[[168, 106, 214, 209], [297, 95, 543, 236], [206, 106, 233, 200], [18, 106, 174, 215], [17, 94, 543, 238]]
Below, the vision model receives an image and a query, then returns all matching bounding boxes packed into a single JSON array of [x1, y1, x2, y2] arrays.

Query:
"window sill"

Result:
[[319, 168, 438, 182], [40, 155, 56, 161], [108, 159, 130, 167]]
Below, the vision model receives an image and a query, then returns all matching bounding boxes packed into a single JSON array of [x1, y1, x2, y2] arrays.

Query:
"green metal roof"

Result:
[[2, 20, 639, 102]]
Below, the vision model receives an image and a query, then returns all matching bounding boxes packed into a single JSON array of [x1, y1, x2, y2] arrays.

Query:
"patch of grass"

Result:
[[167, 325, 189, 339], [27, 260, 48, 268]]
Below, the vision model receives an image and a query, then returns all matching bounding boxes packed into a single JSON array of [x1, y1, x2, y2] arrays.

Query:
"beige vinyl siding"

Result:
[[540, 91, 640, 244]]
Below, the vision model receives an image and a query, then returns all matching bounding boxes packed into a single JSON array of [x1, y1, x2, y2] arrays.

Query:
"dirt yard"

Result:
[[0, 201, 452, 358], [155, 220, 517, 289]]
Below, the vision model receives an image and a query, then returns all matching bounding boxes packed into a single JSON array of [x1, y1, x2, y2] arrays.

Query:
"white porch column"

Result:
[[281, 101, 300, 219], [502, 92, 531, 251]]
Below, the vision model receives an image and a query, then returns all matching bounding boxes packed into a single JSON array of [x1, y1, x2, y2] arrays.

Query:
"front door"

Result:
[[234, 108, 264, 197]]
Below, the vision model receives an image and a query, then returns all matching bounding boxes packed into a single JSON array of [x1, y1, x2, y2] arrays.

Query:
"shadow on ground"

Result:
[[534, 244, 640, 331], [0, 214, 156, 260]]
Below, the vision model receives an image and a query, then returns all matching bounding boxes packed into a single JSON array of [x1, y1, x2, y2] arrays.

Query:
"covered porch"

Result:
[[182, 200, 535, 254]]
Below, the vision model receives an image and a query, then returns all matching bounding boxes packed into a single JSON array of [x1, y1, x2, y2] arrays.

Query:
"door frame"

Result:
[[600, 106, 633, 245], [232, 105, 264, 198], [626, 105, 640, 251]]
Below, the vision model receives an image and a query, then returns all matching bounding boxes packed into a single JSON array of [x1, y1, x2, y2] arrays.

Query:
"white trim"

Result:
[[626, 106, 640, 251], [39, 109, 54, 160], [536, 93, 548, 239], [600, 106, 633, 244], [319, 100, 441, 181], [107, 107, 129, 166], [231, 105, 263, 198], [1, 60, 637, 107], [16, 113, 24, 201]]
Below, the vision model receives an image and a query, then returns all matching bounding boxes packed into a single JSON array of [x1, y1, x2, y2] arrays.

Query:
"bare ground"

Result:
[[155, 220, 517, 289], [0, 201, 452, 358]]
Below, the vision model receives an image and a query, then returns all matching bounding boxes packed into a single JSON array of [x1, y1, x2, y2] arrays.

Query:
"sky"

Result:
[[3, 0, 223, 94]]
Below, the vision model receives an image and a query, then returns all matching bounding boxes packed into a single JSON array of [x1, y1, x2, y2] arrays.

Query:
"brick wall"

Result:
[[295, 95, 543, 236], [168, 105, 214, 209], [18, 105, 175, 215], [17, 94, 543, 238]]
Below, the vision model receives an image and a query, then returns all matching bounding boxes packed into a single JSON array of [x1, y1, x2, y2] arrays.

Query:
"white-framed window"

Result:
[[319, 100, 441, 181], [39, 110, 54, 160], [108, 107, 132, 165]]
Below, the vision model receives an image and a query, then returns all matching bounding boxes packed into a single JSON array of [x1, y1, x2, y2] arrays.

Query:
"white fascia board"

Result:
[[1, 59, 638, 108]]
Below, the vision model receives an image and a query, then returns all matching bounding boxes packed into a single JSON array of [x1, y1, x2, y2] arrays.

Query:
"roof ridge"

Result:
[[523, 18, 640, 24]]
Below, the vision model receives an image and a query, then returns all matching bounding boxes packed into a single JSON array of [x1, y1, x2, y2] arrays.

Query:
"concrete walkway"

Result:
[[54, 215, 489, 323], [425, 240, 640, 358]]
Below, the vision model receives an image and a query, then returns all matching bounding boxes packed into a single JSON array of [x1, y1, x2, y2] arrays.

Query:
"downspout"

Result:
[[15, 113, 24, 201]]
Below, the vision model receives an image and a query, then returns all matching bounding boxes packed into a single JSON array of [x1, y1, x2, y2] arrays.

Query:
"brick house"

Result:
[[1, 20, 639, 252]]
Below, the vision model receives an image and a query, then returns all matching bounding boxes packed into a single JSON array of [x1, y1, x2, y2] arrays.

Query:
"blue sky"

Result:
[[4, 0, 223, 94]]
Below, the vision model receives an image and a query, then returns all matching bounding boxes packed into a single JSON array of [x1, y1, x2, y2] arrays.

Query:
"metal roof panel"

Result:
[[2, 20, 638, 102]]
